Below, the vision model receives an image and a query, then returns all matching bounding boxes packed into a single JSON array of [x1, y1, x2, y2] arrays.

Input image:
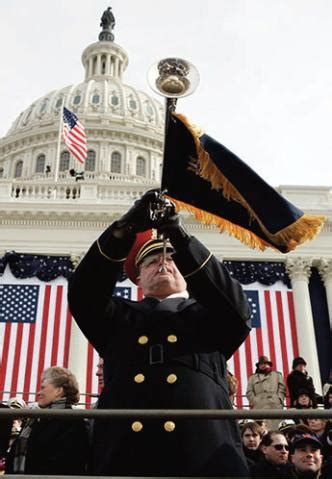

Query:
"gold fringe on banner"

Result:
[[172, 113, 326, 252]]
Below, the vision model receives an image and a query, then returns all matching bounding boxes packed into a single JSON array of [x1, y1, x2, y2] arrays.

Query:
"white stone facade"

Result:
[[0, 25, 331, 399]]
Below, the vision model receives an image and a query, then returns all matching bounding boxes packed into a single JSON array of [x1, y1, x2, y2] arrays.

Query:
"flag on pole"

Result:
[[62, 107, 87, 163], [162, 113, 325, 253]]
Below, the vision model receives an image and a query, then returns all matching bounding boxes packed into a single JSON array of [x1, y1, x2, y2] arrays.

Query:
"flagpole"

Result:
[[54, 105, 63, 185]]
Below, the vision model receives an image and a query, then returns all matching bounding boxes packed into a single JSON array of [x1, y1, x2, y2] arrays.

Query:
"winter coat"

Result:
[[246, 371, 286, 409], [6, 412, 89, 475], [68, 229, 252, 477], [286, 369, 316, 406]]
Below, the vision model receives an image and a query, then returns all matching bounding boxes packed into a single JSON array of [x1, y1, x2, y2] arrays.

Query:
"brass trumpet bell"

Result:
[[147, 57, 200, 98]]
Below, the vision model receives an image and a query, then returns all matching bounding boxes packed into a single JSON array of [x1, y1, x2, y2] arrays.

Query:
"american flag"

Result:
[[62, 107, 87, 163], [1, 269, 297, 409], [227, 281, 299, 408], [0, 270, 72, 404]]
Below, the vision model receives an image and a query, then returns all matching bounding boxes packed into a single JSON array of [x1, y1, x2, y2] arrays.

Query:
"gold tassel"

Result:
[[172, 113, 326, 252], [168, 197, 325, 253]]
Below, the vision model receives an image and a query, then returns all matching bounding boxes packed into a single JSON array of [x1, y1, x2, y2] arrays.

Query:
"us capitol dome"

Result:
[[0, 12, 164, 192]]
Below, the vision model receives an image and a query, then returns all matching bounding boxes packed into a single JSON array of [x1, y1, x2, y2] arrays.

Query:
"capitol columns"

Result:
[[317, 259, 332, 332], [286, 257, 322, 391], [68, 253, 89, 400]]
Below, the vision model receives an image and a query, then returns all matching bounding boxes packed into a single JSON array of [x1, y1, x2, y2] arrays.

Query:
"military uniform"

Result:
[[68, 225, 251, 476]]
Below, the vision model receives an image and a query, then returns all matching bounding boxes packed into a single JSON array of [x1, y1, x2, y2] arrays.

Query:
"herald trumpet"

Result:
[[147, 57, 200, 99]]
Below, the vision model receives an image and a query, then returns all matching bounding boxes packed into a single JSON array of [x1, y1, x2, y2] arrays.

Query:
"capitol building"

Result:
[[0, 12, 331, 406]]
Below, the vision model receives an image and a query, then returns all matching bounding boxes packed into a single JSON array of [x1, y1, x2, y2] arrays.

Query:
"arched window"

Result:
[[92, 94, 100, 104], [55, 97, 63, 109], [136, 156, 146, 177], [0, 167, 4, 178], [35, 154, 46, 173], [73, 94, 81, 105], [14, 160, 23, 178], [86, 150, 96, 171], [111, 94, 119, 106], [111, 151, 121, 173], [60, 151, 70, 171]]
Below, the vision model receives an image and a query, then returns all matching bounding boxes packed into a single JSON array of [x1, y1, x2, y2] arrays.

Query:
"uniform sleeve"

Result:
[[173, 236, 251, 357], [67, 224, 135, 353]]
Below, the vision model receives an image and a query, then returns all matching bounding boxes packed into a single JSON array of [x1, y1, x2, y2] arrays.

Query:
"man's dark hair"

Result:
[[260, 430, 286, 447], [241, 421, 264, 438]]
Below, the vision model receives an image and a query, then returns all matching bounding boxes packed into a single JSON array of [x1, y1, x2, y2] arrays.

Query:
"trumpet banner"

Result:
[[162, 113, 325, 253]]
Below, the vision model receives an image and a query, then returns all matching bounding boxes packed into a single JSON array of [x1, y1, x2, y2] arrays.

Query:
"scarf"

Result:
[[11, 397, 67, 473]]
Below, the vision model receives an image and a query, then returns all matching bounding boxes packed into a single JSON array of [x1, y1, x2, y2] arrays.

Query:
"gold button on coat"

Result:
[[131, 421, 143, 432], [167, 334, 177, 343], [134, 373, 145, 383], [166, 374, 177, 384], [164, 421, 176, 432], [138, 335, 148, 345]]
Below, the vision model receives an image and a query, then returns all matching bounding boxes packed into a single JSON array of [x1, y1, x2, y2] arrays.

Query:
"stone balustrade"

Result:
[[0, 175, 159, 202]]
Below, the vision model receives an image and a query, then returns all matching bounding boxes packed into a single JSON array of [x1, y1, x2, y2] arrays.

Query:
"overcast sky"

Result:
[[1, 0, 332, 187]]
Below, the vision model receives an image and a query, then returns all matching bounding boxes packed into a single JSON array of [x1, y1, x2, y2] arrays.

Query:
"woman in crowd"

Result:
[[6, 366, 89, 476], [323, 386, 332, 409], [292, 389, 317, 425]]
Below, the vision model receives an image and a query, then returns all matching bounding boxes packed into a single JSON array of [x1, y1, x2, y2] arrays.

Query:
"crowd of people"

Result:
[[1, 189, 331, 477], [1, 360, 331, 477]]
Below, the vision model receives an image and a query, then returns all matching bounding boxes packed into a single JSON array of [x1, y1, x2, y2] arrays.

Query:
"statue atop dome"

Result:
[[99, 7, 115, 42]]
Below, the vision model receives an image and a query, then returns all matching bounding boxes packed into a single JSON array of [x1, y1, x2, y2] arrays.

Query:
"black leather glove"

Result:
[[114, 189, 162, 235], [157, 211, 190, 247]]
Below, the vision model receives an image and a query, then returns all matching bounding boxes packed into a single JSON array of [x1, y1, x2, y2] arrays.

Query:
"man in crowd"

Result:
[[246, 355, 286, 429], [95, 357, 104, 391], [68, 189, 252, 477], [240, 421, 263, 467], [251, 430, 292, 478], [289, 432, 324, 478]]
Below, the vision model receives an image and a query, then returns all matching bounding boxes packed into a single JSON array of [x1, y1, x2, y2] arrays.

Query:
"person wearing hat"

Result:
[[246, 355, 286, 430], [287, 357, 318, 407], [289, 432, 324, 478], [68, 189, 252, 477]]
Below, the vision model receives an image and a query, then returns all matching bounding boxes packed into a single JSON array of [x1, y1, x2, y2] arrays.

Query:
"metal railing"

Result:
[[1, 407, 331, 420], [1, 408, 331, 479]]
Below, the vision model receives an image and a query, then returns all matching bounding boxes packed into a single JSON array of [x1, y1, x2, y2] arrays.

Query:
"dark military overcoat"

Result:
[[68, 226, 251, 477]]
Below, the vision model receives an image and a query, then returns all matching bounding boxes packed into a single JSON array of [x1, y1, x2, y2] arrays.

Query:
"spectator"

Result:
[[322, 369, 332, 397], [226, 368, 239, 405], [255, 420, 269, 436], [289, 431, 324, 478], [240, 421, 264, 467], [287, 357, 317, 407], [250, 430, 292, 478], [6, 397, 28, 451], [292, 389, 317, 426], [0, 404, 12, 474], [68, 189, 252, 477], [307, 419, 327, 441], [6, 366, 89, 476], [307, 418, 332, 460], [246, 355, 286, 429], [278, 419, 296, 440], [323, 386, 332, 409], [96, 357, 104, 391]]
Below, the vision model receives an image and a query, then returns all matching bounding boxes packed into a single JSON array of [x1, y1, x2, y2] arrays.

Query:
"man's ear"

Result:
[[261, 445, 267, 455]]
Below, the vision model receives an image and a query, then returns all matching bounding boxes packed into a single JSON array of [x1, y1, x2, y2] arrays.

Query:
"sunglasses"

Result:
[[272, 444, 289, 451]]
